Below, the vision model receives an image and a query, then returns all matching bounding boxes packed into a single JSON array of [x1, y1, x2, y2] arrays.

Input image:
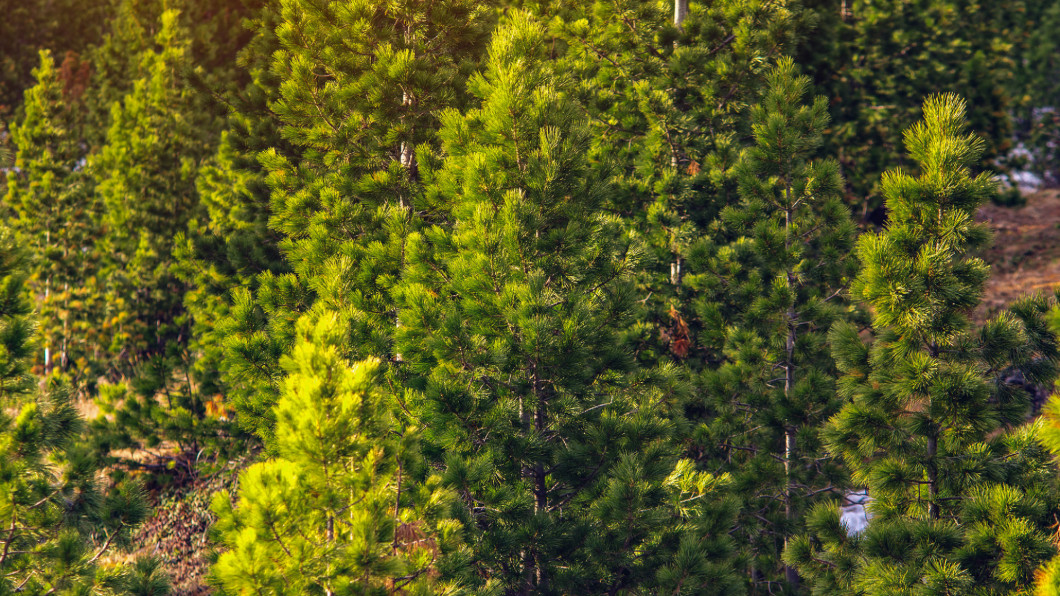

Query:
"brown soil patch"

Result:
[[977, 189, 1060, 317]]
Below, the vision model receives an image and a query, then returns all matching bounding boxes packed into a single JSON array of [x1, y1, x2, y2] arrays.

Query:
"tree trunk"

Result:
[[926, 343, 940, 520], [531, 358, 549, 591], [674, 0, 688, 28], [927, 433, 939, 519], [399, 20, 417, 181], [782, 188, 800, 589]]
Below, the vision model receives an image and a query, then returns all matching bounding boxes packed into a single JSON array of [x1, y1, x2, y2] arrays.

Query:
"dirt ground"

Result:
[[128, 452, 252, 595], [978, 189, 1060, 317]]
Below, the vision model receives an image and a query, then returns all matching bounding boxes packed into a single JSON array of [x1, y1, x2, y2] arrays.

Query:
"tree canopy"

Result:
[[4, 0, 1060, 594]]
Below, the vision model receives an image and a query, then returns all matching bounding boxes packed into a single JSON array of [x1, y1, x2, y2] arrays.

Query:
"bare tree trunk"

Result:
[[44, 232, 51, 374], [782, 187, 800, 590], [399, 21, 418, 181], [927, 433, 939, 519], [674, 0, 688, 27], [61, 282, 68, 369]]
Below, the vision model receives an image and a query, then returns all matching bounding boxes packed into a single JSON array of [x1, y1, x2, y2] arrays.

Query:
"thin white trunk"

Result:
[[674, 0, 688, 27]]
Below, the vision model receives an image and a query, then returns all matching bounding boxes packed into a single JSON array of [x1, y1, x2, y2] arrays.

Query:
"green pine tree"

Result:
[[550, 0, 800, 366], [85, 6, 242, 478], [1026, 305, 1060, 595], [687, 58, 856, 592], [214, 0, 492, 439], [211, 313, 464, 595], [173, 1, 302, 441], [786, 95, 1060, 594], [397, 13, 742, 593], [5, 49, 105, 382], [91, 8, 212, 373], [101, 0, 287, 476], [175, 107, 288, 420], [84, 0, 166, 157]]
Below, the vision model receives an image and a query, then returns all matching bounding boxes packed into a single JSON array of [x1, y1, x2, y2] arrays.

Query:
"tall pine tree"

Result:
[[5, 50, 104, 381], [397, 13, 742, 593], [688, 57, 856, 592], [786, 95, 1060, 594], [216, 0, 492, 438], [173, 0, 290, 426], [92, 8, 212, 373], [551, 0, 800, 366]]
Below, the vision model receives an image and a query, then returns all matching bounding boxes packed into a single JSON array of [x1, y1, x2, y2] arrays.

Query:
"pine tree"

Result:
[[172, 1, 302, 440], [210, 0, 492, 439], [176, 113, 288, 415], [397, 13, 742, 593], [211, 313, 463, 595], [167, 126, 287, 455], [84, 6, 248, 478], [123, 0, 293, 474], [687, 58, 856, 592], [551, 0, 800, 365], [85, 0, 166, 156], [786, 95, 1060, 594], [91, 8, 213, 374], [1027, 311, 1060, 595], [264, 0, 492, 337], [5, 50, 105, 381]]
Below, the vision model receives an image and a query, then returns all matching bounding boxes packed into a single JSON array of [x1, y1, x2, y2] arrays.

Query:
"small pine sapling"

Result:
[[211, 313, 463, 595]]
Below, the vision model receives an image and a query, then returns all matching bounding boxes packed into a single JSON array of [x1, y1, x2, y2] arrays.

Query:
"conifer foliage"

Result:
[[398, 13, 741, 593], [553, 0, 799, 364], [93, 9, 209, 373], [787, 95, 1060, 594], [211, 313, 462, 595], [796, 0, 1026, 214], [5, 50, 103, 380], [690, 57, 856, 591], [6, 1, 1060, 594], [0, 228, 159, 594], [216, 0, 491, 438]]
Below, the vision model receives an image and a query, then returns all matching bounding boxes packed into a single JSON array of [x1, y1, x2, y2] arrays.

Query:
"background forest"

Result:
[[4, 0, 1060, 594]]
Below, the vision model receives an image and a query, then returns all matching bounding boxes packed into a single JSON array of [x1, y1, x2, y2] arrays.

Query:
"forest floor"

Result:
[[128, 451, 254, 595], [978, 188, 1060, 317], [129, 189, 1060, 594]]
